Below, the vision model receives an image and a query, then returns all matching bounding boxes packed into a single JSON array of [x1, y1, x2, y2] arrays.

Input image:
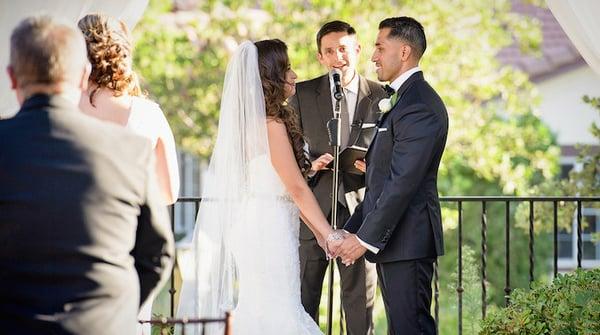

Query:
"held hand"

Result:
[[317, 236, 330, 258], [326, 230, 346, 258], [338, 234, 367, 266], [311, 153, 334, 172], [317, 230, 341, 259], [353, 159, 366, 173]]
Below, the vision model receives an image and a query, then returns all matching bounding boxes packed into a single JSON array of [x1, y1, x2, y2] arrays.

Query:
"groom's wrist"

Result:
[[355, 235, 379, 254]]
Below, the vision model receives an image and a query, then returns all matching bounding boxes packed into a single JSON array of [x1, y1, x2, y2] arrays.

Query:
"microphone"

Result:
[[331, 69, 343, 101]]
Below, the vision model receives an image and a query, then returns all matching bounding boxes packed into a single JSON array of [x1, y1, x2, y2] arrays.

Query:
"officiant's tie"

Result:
[[340, 90, 350, 149]]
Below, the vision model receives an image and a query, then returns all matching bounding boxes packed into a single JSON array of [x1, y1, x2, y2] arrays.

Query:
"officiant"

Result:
[[288, 20, 387, 335]]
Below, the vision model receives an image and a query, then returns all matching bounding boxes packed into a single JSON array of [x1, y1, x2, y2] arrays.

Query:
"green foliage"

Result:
[[439, 245, 484, 335], [132, 0, 566, 331], [480, 268, 600, 335], [133, 1, 558, 191], [516, 95, 600, 235]]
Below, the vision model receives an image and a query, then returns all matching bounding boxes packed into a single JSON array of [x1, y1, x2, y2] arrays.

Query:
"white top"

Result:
[[126, 96, 180, 200]]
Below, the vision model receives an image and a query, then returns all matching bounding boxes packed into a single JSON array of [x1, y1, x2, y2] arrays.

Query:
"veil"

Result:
[[176, 41, 268, 331]]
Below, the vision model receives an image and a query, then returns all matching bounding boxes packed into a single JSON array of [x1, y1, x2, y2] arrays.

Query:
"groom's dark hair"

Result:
[[379, 16, 426, 59], [316, 20, 356, 53]]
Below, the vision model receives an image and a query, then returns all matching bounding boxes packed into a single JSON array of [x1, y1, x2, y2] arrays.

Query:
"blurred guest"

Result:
[[0, 15, 174, 335], [78, 13, 180, 206]]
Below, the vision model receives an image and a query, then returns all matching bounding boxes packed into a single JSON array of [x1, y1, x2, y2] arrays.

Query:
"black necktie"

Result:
[[383, 84, 395, 97]]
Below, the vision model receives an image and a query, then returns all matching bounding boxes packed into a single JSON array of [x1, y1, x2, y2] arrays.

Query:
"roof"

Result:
[[497, 2, 584, 81]]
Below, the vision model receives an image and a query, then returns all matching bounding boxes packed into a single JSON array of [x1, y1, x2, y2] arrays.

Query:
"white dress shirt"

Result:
[[390, 66, 422, 92], [354, 66, 422, 255]]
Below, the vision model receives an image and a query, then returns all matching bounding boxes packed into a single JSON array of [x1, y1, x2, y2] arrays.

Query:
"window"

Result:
[[558, 207, 600, 269], [173, 150, 205, 240], [560, 163, 574, 180]]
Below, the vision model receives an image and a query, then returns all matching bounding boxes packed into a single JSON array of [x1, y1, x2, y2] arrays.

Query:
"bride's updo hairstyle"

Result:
[[78, 13, 142, 106], [255, 39, 311, 178]]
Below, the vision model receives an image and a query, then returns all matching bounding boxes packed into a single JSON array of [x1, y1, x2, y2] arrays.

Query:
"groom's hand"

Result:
[[338, 234, 367, 266]]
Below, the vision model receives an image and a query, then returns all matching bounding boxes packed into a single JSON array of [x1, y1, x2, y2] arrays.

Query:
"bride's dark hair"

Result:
[[255, 39, 311, 177]]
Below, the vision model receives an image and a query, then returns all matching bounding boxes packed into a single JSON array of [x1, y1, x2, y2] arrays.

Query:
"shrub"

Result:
[[480, 268, 600, 335]]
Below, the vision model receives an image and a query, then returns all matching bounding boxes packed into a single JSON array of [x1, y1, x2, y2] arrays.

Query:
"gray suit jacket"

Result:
[[0, 94, 175, 335], [289, 74, 387, 239]]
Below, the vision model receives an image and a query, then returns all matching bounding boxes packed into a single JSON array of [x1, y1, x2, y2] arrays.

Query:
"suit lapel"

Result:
[[394, 71, 423, 107], [315, 75, 333, 138], [377, 71, 424, 126], [348, 76, 372, 146], [366, 72, 424, 158]]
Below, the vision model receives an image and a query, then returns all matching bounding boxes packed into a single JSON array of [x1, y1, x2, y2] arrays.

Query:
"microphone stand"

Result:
[[325, 91, 343, 335]]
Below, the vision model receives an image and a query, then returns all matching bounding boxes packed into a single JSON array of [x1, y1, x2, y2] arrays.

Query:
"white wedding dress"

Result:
[[176, 41, 322, 335], [228, 155, 322, 335]]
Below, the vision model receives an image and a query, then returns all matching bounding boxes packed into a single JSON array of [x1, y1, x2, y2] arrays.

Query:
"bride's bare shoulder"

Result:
[[266, 117, 286, 133]]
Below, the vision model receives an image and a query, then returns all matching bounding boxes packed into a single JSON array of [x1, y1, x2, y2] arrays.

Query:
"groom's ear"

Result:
[[400, 44, 413, 62]]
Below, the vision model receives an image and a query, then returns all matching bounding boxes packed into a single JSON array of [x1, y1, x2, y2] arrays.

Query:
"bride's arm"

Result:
[[267, 119, 333, 242]]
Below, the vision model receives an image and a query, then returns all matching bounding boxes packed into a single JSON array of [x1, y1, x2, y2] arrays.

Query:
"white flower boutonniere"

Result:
[[378, 98, 392, 114]]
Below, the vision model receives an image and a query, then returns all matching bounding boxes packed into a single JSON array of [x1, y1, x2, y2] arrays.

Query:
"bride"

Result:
[[177, 40, 341, 334]]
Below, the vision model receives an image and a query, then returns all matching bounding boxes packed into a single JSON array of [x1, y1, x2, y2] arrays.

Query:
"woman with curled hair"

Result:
[[78, 13, 179, 206], [78, 13, 179, 335]]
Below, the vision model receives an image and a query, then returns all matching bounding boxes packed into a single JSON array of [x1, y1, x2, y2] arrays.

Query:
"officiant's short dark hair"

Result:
[[379, 17, 426, 59], [316, 20, 356, 53]]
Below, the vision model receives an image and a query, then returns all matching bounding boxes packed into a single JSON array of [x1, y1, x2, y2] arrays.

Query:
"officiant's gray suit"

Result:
[[289, 74, 386, 334]]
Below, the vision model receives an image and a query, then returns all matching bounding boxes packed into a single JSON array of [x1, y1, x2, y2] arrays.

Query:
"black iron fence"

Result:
[[139, 313, 231, 335], [153, 195, 600, 334]]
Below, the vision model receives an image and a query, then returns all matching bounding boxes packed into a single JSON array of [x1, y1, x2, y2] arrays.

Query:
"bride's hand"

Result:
[[325, 230, 346, 259], [317, 235, 331, 258]]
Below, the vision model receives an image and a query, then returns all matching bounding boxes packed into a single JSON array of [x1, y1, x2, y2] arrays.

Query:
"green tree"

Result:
[[517, 95, 600, 234], [133, 0, 560, 332]]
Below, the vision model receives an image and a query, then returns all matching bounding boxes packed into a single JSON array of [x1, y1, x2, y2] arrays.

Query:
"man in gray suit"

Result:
[[288, 20, 387, 335], [0, 16, 174, 335]]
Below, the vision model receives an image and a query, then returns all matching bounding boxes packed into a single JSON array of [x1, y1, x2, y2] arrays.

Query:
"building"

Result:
[[498, 2, 600, 270]]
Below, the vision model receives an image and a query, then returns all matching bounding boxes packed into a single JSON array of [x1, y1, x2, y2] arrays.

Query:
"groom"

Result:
[[333, 17, 448, 334]]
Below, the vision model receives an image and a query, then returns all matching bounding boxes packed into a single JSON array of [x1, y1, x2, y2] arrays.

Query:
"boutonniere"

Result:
[[378, 98, 392, 114]]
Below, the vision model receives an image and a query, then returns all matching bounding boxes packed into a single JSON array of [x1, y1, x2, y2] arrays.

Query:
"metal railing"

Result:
[[153, 195, 600, 334], [139, 313, 232, 335], [441, 196, 599, 334]]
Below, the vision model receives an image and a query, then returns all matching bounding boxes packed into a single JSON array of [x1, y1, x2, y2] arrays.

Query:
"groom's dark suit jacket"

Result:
[[0, 94, 174, 334], [345, 72, 448, 263]]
